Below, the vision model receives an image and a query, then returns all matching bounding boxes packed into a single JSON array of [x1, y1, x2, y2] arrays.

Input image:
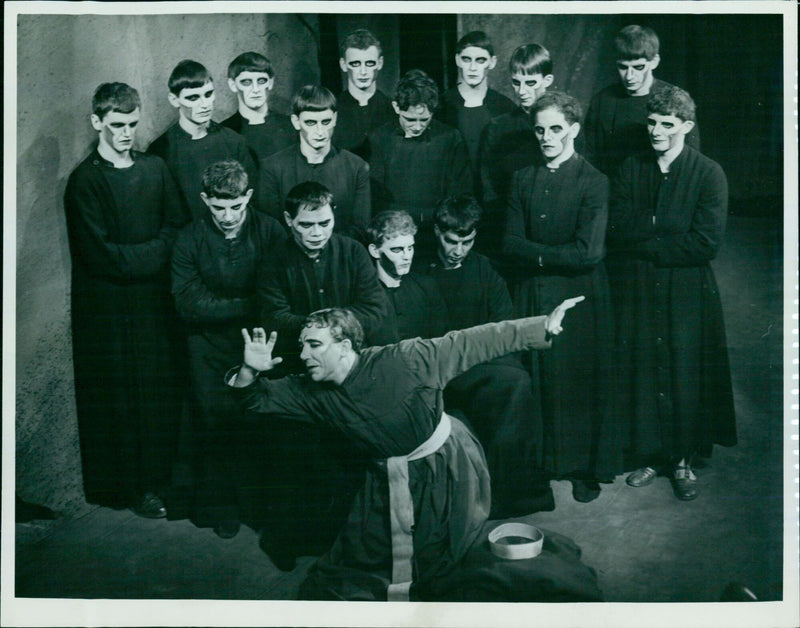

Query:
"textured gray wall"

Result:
[[15, 13, 320, 514]]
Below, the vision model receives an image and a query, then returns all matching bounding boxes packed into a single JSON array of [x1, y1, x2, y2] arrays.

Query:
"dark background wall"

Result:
[[14, 11, 784, 514]]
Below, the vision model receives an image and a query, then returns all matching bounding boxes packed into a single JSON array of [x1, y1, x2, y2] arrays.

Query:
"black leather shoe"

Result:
[[131, 492, 167, 519], [214, 520, 241, 539], [571, 479, 601, 503], [671, 466, 698, 501], [626, 466, 658, 487]]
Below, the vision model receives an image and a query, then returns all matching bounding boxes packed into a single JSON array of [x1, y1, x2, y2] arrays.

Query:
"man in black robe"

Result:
[[477, 43, 552, 261], [585, 25, 701, 177], [367, 69, 473, 258], [221, 51, 295, 167], [171, 160, 285, 538], [437, 31, 515, 182], [332, 29, 395, 160], [421, 194, 554, 516], [148, 60, 257, 220], [259, 86, 371, 240], [64, 82, 187, 517], [607, 85, 735, 501], [365, 210, 448, 346], [255, 181, 388, 569]]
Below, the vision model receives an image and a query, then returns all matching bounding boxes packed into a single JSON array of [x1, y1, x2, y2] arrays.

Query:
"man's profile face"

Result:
[[510, 72, 553, 112], [369, 233, 415, 279], [91, 108, 140, 155], [435, 227, 476, 269], [299, 325, 345, 382], [229, 71, 273, 111], [292, 109, 337, 151], [392, 103, 433, 138], [646, 112, 692, 155], [284, 203, 335, 255], [201, 190, 253, 236], [455, 46, 497, 88], [616, 56, 660, 96], [169, 81, 215, 125], [340, 46, 384, 92], [533, 107, 579, 162]]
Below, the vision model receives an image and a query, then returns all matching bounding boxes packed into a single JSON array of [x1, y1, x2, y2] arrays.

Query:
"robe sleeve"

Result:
[[644, 161, 728, 267], [171, 229, 253, 323], [607, 157, 657, 247], [228, 372, 316, 423], [352, 159, 372, 228], [484, 264, 515, 322], [257, 261, 307, 340], [583, 96, 602, 170], [64, 162, 179, 281], [399, 317, 551, 389], [346, 244, 390, 339], [258, 158, 283, 221], [446, 132, 474, 197], [503, 169, 608, 271]]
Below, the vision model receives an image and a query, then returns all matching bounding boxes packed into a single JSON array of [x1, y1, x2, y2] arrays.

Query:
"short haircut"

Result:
[[647, 84, 696, 123], [614, 25, 660, 61], [292, 85, 337, 116], [92, 82, 141, 119], [339, 28, 382, 57], [228, 51, 274, 80], [168, 59, 212, 96], [456, 30, 494, 56], [395, 69, 439, 112], [434, 194, 483, 236], [202, 160, 250, 199], [285, 180, 335, 218], [305, 308, 364, 351], [508, 43, 552, 77], [531, 90, 583, 126], [366, 211, 418, 247]]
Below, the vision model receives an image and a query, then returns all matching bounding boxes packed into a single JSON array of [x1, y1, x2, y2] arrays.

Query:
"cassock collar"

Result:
[[90, 146, 139, 169], [296, 143, 340, 165], [200, 208, 253, 239], [392, 122, 433, 143], [173, 120, 221, 139]]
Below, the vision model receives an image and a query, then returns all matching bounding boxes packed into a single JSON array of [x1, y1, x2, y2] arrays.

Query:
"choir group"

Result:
[[63, 24, 736, 601]]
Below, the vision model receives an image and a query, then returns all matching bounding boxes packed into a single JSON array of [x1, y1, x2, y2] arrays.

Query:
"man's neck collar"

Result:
[[239, 103, 269, 125], [96, 142, 134, 168], [457, 80, 488, 106], [545, 146, 575, 169], [628, 73, 655, 97], [347, 82, 377, 106], [376, 264, 402, 288], [656, 142, 685, 171], [178, 115, 210, 139]]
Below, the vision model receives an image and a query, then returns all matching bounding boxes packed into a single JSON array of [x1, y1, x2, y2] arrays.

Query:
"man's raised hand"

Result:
[[242, 328, 283, 374], [545, 296, 586, 336]]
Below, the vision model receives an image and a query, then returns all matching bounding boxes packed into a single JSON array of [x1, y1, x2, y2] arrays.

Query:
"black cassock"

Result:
[[64, 149, 187, 508]]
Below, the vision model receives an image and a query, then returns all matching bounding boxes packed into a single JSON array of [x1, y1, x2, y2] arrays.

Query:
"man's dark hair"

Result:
[[305, 308, 364, 351], [531, 90, 583, 126], [92, 82, 141, 119], [614, 25, 660, 61], [292, 85, 338, 116], [168, 59, 212, 96], [202, 160, 250, 199], [434, 194, 483, 236], [285, 180, 335, 218], [647, 84, 696, 123], [366, 211, 417, 247], [508, 43, 552, 77], [395, 69, 439, 112], [228, 51, 274, 80], [339, 28, 382, 58], [456, 30, 494, 56]]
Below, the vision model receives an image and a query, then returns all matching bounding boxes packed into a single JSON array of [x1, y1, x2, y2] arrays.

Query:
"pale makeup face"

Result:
[[168, 81, 215, 125], [510, 72, 553, 111], [339, 46, 384, 92], [201, 190, 253, 236], [647, 112, 693, 154], [533, 107, 579, 162], [616, 56, 660, 96], [292, 109, 337, 151], [393, 103, 433, 138], [435, 227, 476, 269], [455, 46, 497, 87], [228, 71, 273, 111], [91, 108, 140, 156], [299, 325, 347, 382], [284, 203, 335, 255], [369, 233, 415, 279]]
